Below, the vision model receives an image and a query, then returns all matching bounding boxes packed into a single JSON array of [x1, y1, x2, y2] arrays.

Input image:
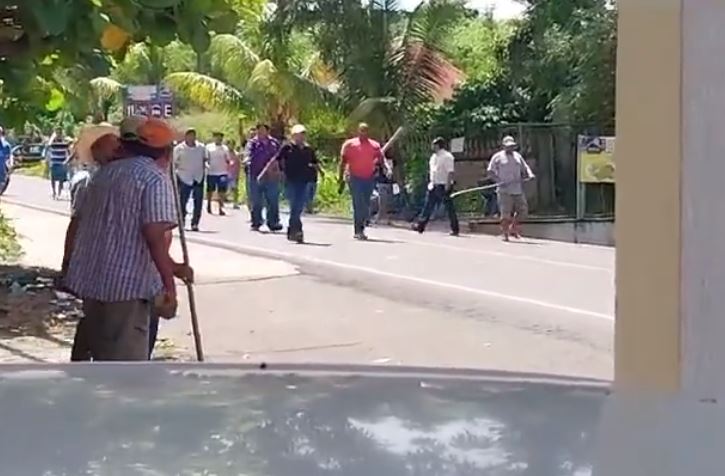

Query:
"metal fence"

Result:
[[399, 123, 615, 219]]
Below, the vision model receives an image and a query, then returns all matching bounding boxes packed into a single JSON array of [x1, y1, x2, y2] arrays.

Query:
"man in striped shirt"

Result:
[[62, 116, 180, 361], [46, 126, 73, 200]]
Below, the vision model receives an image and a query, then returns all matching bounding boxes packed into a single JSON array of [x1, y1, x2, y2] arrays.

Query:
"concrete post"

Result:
[[596, 1, 725, 473]]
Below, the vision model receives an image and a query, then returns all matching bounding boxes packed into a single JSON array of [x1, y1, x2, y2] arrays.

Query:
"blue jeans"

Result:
[[306, 181, 317, 210], [249, 179, 281, 228], [286, 181, 309, 233], [178, 179, 203, 227], [349, 176, 375, 234]]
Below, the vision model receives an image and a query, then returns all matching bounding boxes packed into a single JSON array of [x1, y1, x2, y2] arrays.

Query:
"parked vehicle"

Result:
[[12, 141, 46, 165]]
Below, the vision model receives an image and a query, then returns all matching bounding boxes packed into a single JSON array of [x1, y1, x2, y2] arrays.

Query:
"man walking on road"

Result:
[[205, 131, 232, 216], [279, 124, 319, 243], [62, 116, 180, 361], [46, 126, 73, 200], [246, 123, 282, 232], [487, 135, 535, 241], [339, 123, 385, 240], [414, 137, 460, 236], [174, 128, 207, 231]]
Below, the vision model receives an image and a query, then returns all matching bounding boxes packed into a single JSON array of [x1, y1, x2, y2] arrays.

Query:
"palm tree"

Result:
[[166, 16, 338, 136], [293, 0, 466, 133]]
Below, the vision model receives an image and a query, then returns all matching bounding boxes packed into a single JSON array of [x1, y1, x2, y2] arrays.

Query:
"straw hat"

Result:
[[74, 123, 119, 164]]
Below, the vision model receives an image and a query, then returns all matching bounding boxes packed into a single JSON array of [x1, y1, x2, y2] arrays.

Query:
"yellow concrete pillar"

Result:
[[596, 1, 725, 473]]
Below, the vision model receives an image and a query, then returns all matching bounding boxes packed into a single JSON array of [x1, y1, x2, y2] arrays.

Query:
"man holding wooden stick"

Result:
[[62, 116, 184, 361]]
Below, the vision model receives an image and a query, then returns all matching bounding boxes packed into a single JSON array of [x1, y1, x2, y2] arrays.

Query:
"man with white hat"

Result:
[[278, 124, 319, 243], [487, 135, 535, 241]]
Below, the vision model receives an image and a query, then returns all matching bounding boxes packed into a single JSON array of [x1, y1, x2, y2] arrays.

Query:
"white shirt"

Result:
[[174, 141, 208, 185], [206, 143, 231, 176], [429, 149, 455, 185]]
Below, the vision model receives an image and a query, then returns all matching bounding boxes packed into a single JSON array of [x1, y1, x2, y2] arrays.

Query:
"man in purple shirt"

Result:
[[245, 123, 283, 231]]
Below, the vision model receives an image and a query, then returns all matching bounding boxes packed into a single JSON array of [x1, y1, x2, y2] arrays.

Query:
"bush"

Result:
[[0, 212, 22, 263]]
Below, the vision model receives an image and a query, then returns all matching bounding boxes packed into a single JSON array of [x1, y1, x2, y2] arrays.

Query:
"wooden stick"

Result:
[[169, 161, 205, 362]]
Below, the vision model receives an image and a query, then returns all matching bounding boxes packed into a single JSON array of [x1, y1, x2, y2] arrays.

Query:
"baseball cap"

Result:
[[290, 124, 306, 135], [502, 135, 517, 147], [120, 115, 175, 148]]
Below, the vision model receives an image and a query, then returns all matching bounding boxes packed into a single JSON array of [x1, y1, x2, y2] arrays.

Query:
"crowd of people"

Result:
[[2, 115, 537, 362]]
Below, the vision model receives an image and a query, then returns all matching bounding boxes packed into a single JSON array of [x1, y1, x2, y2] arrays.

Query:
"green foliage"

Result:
[[0, 212, 22, 264], [0, 0, 239, 128], [446, 14, 513, 83], [168, 111, 243, 143]]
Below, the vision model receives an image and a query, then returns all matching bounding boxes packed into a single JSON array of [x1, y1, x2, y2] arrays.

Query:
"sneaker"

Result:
[[294, 231, 304, 244], [450, 231, 460, 237], [354, 232, 369, 241]]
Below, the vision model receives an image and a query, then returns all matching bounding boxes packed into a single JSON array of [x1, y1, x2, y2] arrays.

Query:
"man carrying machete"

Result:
[[487, 135, 535, 241]]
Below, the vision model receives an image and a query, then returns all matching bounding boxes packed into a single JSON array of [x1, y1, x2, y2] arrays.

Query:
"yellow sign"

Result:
[[578, 136, 615, 183]]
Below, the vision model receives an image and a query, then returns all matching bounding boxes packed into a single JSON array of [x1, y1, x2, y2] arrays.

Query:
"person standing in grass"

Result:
[[205, 131, 232, 216], [279, 124, 319, 243]]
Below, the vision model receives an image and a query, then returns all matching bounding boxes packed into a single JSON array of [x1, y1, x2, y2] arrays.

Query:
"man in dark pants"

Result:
[[414, 137, 460, 236], [173, 128, 207, 231], [278, 124, 319, 243]]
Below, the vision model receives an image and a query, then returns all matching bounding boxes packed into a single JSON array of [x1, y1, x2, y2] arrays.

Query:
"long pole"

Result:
[[169, 160, 205, 362]]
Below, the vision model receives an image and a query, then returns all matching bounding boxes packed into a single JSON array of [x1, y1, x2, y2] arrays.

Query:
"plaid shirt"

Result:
[[65, 156, 177, 302]]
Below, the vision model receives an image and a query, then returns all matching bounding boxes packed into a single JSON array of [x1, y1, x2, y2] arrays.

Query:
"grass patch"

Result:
[[0, 212, 22, 263], [14, 162, 47, 179]]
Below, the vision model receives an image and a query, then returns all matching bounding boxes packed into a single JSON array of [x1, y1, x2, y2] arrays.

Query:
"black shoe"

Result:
[[269, 224, 284, 232], [219, 209, 226, 216], [191, 225, 200, 232], [251, 225, 261, 232], [354, 232, 369, 241], [294, 231, 304, 244], [450, 230, 460, 237]]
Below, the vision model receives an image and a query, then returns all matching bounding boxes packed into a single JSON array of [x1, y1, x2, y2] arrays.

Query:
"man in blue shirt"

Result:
[[0, 126, 11, 193]]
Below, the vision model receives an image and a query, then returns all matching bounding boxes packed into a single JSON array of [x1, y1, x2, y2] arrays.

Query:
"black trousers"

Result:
[[417, 184, 459, 234]]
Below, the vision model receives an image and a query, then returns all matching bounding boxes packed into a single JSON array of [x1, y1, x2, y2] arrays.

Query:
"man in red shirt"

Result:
[[339, 123, 385, 240]]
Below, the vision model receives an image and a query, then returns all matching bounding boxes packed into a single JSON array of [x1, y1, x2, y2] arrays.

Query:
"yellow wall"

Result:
[[614, 0, 682, 391]]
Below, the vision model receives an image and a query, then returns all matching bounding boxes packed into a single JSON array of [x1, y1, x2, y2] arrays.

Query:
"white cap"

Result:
[[502, 135, 517, 147], [290, 124, 306, 135]]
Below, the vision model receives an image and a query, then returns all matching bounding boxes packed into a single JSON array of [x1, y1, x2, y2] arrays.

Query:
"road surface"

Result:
[[2, 175, 615, 379]]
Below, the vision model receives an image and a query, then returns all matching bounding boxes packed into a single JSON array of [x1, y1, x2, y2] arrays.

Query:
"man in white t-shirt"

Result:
[[205, 131, 232, 216], [174, 128, 208, 231], [413, 137, 460, 236]]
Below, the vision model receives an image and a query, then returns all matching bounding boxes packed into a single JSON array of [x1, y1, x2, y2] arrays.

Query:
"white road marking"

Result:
[[400, 238, 613, 272], [4, 199, 614, 320], [188, 236, 615, 321]]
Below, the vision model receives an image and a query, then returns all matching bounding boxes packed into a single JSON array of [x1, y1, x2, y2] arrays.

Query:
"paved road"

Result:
[[2, 175, 615, 378]]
